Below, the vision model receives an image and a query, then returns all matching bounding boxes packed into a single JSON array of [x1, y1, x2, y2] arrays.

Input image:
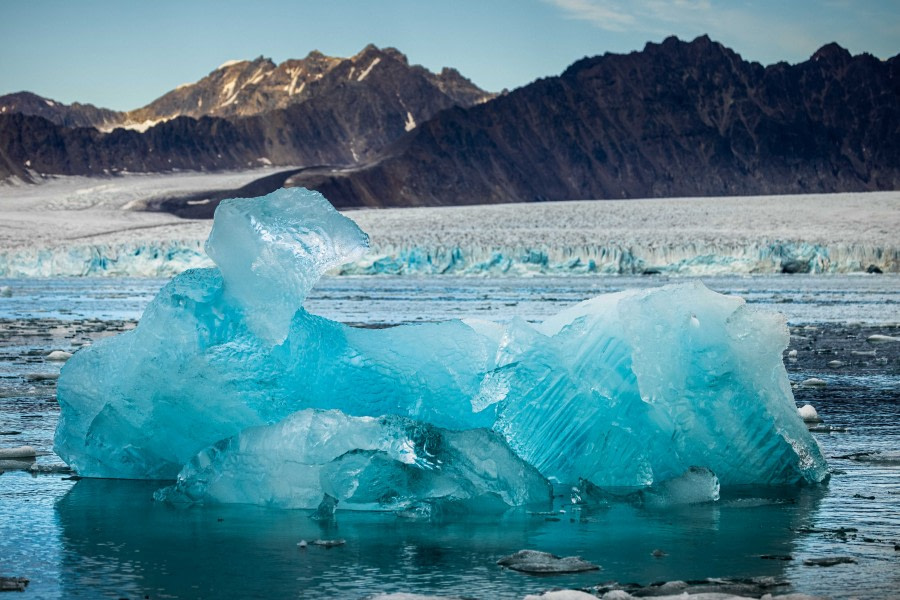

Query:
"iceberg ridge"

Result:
[[54, 188, 828, 511]]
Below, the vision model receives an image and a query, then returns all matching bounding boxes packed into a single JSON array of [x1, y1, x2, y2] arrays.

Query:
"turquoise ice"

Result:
[[54, 188, 827, 505], [154, 409, 551, 511]]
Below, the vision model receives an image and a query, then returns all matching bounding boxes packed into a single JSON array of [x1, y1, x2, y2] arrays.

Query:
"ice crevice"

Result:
[[54, 188, 828, 511]]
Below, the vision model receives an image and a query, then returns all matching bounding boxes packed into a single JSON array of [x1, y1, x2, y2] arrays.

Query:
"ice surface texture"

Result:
[[55, 188, 827, 506], [154, 409, 551, 510]]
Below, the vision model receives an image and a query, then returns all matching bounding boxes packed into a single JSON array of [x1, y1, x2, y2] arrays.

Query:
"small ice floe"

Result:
[[807, 424, 848, 433], [0, 577, 29, 592], [296, 539, 307, 549], [798, 404, 822, 423], [523, 590, 597, 600], [641, 466, 720, 507], [803, 556, 857, 567], [0, 286, 12, 298], [651, 549, 667, 558], [588, 576, 817, 599], [834, 451, 900, 465], [867, 334, 900, 345], [312, 538, 345, 548], [799, 378, 826, 388], [29, 463, 72, 474], [46, 350, 73, 362], [26, 373, 59, 381], [826, 360, 845, 369], [0, 446, 37, 459], [368, 593, 468, 600], [851, 350, 876, 357], [722, 497, 794, 509], [496, 549, 599, 574]]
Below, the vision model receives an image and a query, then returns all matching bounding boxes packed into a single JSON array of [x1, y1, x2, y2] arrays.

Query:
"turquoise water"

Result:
[[1, 275, 898, 599]]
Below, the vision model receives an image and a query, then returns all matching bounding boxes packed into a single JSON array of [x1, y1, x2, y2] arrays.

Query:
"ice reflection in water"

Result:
[[48, 478, 827, 599]]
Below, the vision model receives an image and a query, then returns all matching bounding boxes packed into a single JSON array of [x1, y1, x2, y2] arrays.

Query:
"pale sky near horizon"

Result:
[[1, 0, 897, 111]]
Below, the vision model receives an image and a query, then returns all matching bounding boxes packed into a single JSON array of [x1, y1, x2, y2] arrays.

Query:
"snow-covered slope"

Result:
[[0, 173, 897, 277]]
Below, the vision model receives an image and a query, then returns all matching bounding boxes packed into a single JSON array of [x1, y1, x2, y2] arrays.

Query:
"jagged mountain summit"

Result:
[[124, 45, 490, 127], [0, 44, 493, 181], [0, 44, 491, 132], [294, 36, 900, 207], [1, 36, 897, 204], [0, 91, 121, 129]]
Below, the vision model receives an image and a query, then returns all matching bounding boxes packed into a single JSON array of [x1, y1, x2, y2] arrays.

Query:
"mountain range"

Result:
[[0, 44, 492, 182], [1, 37, 897, 209]]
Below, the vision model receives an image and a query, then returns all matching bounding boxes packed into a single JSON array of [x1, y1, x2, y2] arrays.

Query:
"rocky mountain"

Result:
[[124, 45, 490, 126], [0, 44, 493, 181], [0, 45, 490, 136], [0, 91, 121, 129], [3, 36, 897, 204], [290, 36, 900, 208]]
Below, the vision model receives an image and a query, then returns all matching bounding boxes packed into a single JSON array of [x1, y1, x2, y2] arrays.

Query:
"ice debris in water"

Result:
[[496, 549, 599, 574], [154, 409, 551, 511], [55, 188, 828, 508], [798, 404, 821, 423]]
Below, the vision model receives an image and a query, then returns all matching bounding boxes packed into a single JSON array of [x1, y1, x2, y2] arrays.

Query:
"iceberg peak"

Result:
[[205, 187, 369, 344]]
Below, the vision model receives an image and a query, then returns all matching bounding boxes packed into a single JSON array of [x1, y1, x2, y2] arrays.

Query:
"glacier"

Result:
[[54, 187, 828, 511], [2, 239, 895, 277]]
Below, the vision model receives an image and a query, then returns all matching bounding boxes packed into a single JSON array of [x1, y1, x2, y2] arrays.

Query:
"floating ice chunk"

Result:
[[205, 188, 369, 343], [571, 467, 719, 508], [55, 189, 828, 490], [46, 350, 73, 362], [798, 404, 821, 423], [0, 446, 37, 459], [640, 466, 720, 507], [867, 334, 900, 344], [800, 378, 827, 388], [524, 591, 598, 600], [496, 549, 599, 574], [154, 409, 551, 511]]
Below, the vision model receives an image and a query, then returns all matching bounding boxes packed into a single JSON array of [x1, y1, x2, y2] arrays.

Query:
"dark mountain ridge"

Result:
[[2, 36, 896, 207], [294, 36, 899, 207], [0, 44, 492, 181]]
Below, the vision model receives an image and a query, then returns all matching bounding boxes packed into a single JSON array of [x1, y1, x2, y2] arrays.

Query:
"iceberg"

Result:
[[153, 409, 551, 511], [54, 188, 828, 508]]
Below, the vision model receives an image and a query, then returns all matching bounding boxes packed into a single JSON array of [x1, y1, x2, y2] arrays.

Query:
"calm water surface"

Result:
[[1, 275, 898, 599]]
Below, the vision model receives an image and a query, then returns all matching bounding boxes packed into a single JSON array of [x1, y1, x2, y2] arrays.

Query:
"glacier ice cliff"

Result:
[[3, 239, 895, 276], [54, 188, 828, 510]]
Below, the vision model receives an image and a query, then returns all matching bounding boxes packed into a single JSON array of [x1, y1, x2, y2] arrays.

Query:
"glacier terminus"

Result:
[[54, 188, 828, 512]]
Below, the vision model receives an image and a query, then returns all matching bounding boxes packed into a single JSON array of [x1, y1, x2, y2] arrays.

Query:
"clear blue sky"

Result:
[[1, 0, 897, 111]]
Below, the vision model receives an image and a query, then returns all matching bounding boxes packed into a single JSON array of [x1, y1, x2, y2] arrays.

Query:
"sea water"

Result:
[[1, 275, 898, 599]]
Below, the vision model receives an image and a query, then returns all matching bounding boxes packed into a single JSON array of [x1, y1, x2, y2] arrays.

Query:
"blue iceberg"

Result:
[[153, 409, 551, 511], [54, 188, 827, 509]]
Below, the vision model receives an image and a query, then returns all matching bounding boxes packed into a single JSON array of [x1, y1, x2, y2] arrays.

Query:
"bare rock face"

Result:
[[0, 91, 121, 129], [298, 36, 900, 207], [0, 45, 492, 181], [2, 36, 897, 203]]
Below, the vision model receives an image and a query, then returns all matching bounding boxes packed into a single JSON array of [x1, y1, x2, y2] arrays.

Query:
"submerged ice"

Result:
[[55, 188, 828, 510]]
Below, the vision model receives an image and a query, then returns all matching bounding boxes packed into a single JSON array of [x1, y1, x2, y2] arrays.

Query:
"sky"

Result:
[[1, 0, 897, 111]]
